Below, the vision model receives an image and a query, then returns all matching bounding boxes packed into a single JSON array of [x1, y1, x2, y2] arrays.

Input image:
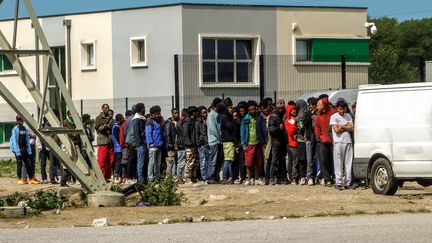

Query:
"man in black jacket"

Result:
[[164, 108, 179, 176], [195, 106, 208, 181], [180, 106, 198, 183], [266, 99, 287, 185], [131, 103, 148, 184]]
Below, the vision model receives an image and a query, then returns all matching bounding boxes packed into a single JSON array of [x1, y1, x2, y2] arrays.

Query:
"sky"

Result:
[[0, 0, 431, 21]]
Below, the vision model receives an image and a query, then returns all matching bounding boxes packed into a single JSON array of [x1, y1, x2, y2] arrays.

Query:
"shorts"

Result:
[[244, 144, 264, 167], [223, 142, 235, 161]]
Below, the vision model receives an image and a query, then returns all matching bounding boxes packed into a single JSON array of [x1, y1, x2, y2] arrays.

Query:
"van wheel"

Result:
[[417, 179, 432, 187], [370, 158, 398, 195]]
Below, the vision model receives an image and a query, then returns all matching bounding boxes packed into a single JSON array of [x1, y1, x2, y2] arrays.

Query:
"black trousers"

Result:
[[266, 142, 285, 181], [214, 144, 224, 182], [318, 142, 334, 182], [16, 151, 34, 179]]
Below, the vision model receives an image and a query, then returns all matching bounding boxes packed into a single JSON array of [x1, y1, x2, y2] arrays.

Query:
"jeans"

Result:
[[198, 146, 208, 181], [148, 147, 162, 182], [206, 144, 219, 182], [136, 145, 148, 183], [176, 149, 186, 179], [49, 152, 61, 182], [318, 142, 334, 183], [223, 160, 233, 181], [15, 151, 34, 179], [306, 140, 316, 180], [114, 152, 123, 177], [40, 149, 49, 180]]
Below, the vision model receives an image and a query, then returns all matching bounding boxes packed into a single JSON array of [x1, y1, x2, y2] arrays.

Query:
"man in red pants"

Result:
[[95, 104, 115, 181]]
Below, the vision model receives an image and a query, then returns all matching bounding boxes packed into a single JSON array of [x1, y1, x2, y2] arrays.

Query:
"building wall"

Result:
[[275, 7, 369, 99], [0, 19, 39, 122], [181, 5, 277, 107], [111, 6, 183, 115]]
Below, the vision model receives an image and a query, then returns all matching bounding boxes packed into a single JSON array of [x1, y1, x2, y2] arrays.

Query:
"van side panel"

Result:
[[355, 87, 432, 179]]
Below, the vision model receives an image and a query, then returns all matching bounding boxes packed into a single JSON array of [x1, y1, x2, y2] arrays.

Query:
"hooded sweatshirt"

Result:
[[314, 97, 337, 144], [284, 105, 298, 148]]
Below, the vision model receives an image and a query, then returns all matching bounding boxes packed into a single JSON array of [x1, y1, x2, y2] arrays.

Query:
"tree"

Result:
[[368, 17, 432, 84]]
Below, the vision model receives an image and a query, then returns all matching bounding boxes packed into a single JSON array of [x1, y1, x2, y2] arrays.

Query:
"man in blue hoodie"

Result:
[[146, 105, 164, 182], [11, 115, 39, 185], [112, 113, 125, 184]]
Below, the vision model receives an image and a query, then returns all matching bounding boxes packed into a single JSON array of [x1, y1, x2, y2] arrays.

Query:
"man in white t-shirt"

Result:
[[329, 98, 354, 190]]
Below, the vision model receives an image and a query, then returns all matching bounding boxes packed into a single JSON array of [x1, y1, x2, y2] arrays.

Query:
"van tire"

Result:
[[370, 158, 398, 195], [417, 179, 432, 187]]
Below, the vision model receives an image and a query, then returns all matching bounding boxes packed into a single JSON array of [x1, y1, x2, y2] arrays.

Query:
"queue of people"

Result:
[[11, 94, 356, 190]]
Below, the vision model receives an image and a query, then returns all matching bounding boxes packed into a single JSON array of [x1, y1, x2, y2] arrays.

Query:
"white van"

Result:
[[354, 82, 432, 195]]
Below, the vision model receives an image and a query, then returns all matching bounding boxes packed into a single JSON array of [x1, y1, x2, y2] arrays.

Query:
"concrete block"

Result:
[[88, 191, 125, 207]]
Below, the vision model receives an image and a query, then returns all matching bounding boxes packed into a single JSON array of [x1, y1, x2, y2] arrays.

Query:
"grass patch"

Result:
[[0, 160, 17, 178], [401, 208, 432, 214], [136, 175, 185, 206], [311, 212, 328, 217], [73, 224, 91, 227], [353, 210, 367, 215], [376, 210, 397, 215], [280, 214, 302, 218], [118, 221, 132, 226]]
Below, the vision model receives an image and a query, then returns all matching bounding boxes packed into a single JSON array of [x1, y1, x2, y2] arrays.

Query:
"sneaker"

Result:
[[307, 178, 314, 186], [114, 176, 121, 184], [291, 180, 297, 185], [325, 181, 333, 187], [335, 184, 344, 190], [234, 179, 241, 184], [29, 178, 40, 185], [300, 177, 306, 185], [244, 179, 251, 185], [257, 179, 266, 186], [41, 180, 48, 184], [17, 179, 27, 185]]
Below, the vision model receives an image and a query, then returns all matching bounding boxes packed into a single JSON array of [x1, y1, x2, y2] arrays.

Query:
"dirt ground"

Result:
[[1, 177, 432, 229]]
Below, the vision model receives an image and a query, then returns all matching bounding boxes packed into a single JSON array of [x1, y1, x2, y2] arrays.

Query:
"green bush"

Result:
[[5, 192, 30, 206], [28, 190, 64, 213], [0, 198, 4, 207], [137, 175, 184, 206]]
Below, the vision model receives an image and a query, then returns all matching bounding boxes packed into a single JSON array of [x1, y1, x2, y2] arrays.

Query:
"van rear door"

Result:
[[391, 88, 432, 177]]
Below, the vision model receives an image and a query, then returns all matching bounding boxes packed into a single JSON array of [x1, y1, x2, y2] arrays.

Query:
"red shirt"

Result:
[[119, 121, 127, 148], [315, 108, 337, 144]]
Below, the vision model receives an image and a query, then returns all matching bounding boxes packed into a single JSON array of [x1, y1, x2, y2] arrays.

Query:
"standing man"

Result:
[[315, 97, 337, 187], [241, 100, 267, 185], [181, 107, 198, 183], [131, 103, 148, 184], [94, 104, 115, 181], [195, 106, 208, 181], [146, 106, 164, 182], [206, 98, 222, 184], [266, 99, 287, 185], [112, 113, 125, 184], [11, 115, 39, 185], [306, 97, 318, 186], [330, 98, 354, 190], [164, 108, 180, 176]]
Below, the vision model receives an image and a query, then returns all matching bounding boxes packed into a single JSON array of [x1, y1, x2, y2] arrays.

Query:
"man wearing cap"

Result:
[[10, 115, 39, 185], [330, 98, 354, 190], [266, 99, 287, 185]]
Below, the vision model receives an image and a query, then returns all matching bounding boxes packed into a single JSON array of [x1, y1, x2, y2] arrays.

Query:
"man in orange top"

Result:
[[314, 97, 337, 187]]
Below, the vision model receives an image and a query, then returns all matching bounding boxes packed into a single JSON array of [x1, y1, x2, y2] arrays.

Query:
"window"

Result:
[[130, 37, 148, 67], [0, 54, 14, 73], [201, 36, 259, 85], [80, 40, 96, 71], [295, 38, 369, 63], [0, 122, 15, 144], [295, 40, 310, 62]]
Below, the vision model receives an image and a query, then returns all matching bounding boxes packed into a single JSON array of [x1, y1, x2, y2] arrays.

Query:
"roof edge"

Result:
[[0, 2, 367, 22]]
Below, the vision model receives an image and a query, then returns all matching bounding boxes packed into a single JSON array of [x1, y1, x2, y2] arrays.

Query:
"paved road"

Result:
[[2, 214, 432, 242]]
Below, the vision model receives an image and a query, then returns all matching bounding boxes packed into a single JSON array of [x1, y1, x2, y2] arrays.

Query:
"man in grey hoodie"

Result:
[[206, 98, 222, 184]]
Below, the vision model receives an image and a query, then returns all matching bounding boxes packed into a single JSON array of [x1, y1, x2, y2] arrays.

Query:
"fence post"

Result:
[[174, 55, 180, 109], [125, 97, 128, 112], [222, 93, 225, 100], [273, 91, 277, 102], [171, 95, 175, 109], [341, 54, 346, 89], [80, 99, 83, 116], [259, 55, 265, 101]]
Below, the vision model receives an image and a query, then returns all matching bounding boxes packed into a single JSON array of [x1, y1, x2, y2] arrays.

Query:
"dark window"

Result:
[[0, 55, 13, 72], [202, 38, 254, 83]]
